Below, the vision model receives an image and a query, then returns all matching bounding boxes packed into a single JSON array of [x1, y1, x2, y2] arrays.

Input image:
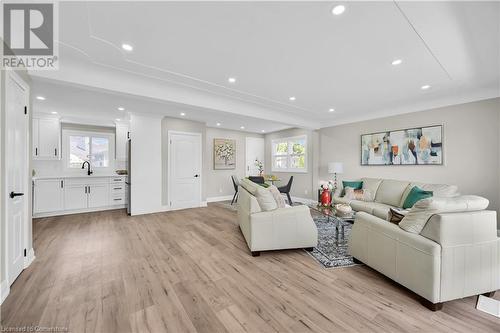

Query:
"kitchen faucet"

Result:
[[81, 160, 93, 176]]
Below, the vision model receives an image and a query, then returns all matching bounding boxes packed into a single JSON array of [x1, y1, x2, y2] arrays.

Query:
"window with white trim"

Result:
[[62, 129, 115, 171], [272, 135, 307, 172]]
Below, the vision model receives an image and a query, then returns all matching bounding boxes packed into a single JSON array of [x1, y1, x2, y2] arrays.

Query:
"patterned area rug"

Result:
[[307, 215, 360, 269]]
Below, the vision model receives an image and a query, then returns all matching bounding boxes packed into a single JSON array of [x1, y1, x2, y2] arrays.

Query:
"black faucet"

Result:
[[81, 161, 93, 176]]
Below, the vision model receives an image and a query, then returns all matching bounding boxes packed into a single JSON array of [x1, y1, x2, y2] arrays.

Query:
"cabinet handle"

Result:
[[113, 187, 122, 190], [85, 186, 87, 194], [114, 198, 122, 201], [60, 180, 63, 188], [35, 147, 38, 156], [55, 148, 57, 156], [88, 186, 91, 194]]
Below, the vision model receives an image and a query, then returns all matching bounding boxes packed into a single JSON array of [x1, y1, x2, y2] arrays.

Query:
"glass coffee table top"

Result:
[[306, 203, 355, 241]]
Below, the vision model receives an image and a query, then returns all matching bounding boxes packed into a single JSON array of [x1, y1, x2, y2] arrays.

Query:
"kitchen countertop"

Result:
[[33, 174, 127, 180]]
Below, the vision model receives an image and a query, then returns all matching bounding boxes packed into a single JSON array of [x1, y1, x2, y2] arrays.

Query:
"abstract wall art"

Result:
[[361, 125, 443, 165], [214, 138, 236, 169]]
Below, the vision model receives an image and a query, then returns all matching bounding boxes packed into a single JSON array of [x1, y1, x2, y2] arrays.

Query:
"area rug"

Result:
[[306, 215, 360, 269]]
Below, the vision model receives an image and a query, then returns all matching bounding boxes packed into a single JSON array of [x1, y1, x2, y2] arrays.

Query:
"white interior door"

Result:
[[246, 137, 265, 176], [168, 132, 202, 210], [5, 71, 29, 285]]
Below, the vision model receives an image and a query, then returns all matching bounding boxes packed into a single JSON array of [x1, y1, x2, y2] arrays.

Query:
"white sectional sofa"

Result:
[[237, 179, 318, 256], [338, 178, 500, 311]]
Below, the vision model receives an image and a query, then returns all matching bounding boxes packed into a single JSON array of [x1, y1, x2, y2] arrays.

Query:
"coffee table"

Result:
[[306, 203, 355, 241]]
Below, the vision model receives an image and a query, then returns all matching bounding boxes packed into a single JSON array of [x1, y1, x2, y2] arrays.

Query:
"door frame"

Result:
[[167, 130, 203, 211], [3, 69, 32, 289]]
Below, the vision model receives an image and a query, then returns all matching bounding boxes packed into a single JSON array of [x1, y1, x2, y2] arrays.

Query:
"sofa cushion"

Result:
[[240, 178, 259, 195], [344, 187, 373, 201], [333, 196, 351, 205], [375, 179, 410, 207], [361, 178, 383, 199], [268, 185, 286, 208], [399, 195, 490, 234], [255, 186, 278, 211], [351, 201, 394, 215], [402, 186, 433, 209], [400, 182, 459, 207]]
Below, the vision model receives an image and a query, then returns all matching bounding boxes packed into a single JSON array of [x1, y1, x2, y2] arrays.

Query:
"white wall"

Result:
[[205, 128, 263, 199], [130, 114, 166, 215], [319, 98, 500, 225]]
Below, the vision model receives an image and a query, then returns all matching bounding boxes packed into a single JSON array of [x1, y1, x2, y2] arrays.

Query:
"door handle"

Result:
[[9, 192, 24, 199], [194, 174, 199, 178]]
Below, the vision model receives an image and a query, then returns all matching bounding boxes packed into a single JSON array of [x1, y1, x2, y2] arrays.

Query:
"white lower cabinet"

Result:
[[33, 176, 127, 217], [64, 185, 87, 210], [34, 179, 64, 213], [88, 184, 109, 208]]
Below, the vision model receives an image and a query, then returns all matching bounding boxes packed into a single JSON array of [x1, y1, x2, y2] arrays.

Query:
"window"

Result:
[[68, 135, 110, 168], [272, 135, 307, 172], [63, 129, 114, 170]]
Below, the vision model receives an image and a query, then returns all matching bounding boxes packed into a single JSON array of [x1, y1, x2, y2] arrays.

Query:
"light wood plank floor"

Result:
[[1, 204, 499, 332]]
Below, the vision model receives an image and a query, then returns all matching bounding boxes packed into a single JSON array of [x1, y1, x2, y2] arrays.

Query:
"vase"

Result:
[[320, 189, 331, 206]]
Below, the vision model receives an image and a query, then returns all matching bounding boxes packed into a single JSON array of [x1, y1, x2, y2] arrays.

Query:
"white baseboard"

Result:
[[207, 195, 233, 203], [34, 205, 126, 218], [1, 279, 9, 304], [291, 196, 317, 205], [24, 247, 35, 268], [200, 201, 208, 207]]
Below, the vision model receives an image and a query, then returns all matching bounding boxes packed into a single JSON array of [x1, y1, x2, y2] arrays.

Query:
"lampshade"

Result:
[[328, 162, 343, 174]]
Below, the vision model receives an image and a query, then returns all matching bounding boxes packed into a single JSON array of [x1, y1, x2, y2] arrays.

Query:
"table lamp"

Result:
[[328, 162, 343, 192]]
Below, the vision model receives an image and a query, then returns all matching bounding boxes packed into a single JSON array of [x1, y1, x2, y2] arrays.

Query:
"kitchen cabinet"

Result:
[[115, 124, 129, 161], [88, 183, 109, 208], [34, 179, 64, 213], [64, 184, 87, 210], [33, 117, 60, 160]]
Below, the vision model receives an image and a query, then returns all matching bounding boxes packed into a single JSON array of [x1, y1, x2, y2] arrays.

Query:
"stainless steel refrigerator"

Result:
[[126, 138, 131, 215]]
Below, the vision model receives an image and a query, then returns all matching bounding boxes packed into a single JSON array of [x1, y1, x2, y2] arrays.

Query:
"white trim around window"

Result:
[[62, 129, 115, 174], [271, 135, 308, 173]]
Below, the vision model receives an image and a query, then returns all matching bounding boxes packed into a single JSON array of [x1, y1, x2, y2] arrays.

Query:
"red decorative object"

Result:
[[320, 189, 331, 206]]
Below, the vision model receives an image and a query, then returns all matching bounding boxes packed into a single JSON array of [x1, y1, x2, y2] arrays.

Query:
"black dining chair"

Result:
[[248, 176, 265, 184], [278, 176, 294, 205], [231, 175, 239, 205]]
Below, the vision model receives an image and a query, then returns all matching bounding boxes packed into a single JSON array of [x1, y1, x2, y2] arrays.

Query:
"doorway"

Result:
[[245, 137, 265, 177], [4, 70, 31, 287], [167, 131, 202, 210]]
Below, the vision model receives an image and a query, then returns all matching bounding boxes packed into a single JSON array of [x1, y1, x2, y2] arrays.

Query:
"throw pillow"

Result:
[[255, 186, 278, 211], [268, 185, 286, 208], [341, 181, 363, 197], [344, 187, 373, 201], [388, 208, 406, 225], [402, 186, 433, 209]]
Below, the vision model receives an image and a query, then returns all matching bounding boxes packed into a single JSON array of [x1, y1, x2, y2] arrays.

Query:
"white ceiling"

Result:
[[30, 1, 500, 130]]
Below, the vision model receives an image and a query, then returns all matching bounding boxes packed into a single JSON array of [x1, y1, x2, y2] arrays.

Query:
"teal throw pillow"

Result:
[[403, 186, 433, 209]]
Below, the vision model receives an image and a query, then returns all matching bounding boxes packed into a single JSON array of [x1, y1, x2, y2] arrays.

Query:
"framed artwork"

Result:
[[214, 138, 236, 169], [361, 125, 443, 165]]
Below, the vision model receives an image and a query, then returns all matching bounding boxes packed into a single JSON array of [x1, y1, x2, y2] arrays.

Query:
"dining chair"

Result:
[[248, 176, 265, 184], [278, 176, 294, 205], [231, 175, 240, 205]]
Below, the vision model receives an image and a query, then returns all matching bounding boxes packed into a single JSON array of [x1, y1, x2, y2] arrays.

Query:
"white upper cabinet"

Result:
[[115, 123, 129, 161], [33, 117, 60, 160]]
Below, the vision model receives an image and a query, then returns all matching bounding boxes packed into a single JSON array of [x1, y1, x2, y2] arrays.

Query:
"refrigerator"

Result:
[[126, 138, 131, 215]]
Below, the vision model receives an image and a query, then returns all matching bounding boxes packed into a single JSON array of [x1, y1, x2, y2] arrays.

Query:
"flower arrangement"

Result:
[[254, 159, 264, 175], [319, 180, 334, 191]]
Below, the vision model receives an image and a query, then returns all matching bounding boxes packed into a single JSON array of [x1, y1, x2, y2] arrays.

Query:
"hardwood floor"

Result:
[[1, 204, 499, 332]]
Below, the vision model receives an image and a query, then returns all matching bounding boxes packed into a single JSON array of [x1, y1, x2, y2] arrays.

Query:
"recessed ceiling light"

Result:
[[421, 85, 431, 90], [117, 107, 125, 111], [332, 5, 346, 16], [51, 111, 58, 114], [228, 77, 236, 83], [121, 43, 133, 52], [36, 96, 45, 100], [392, 59, 403, 66], [329, 108, 335, 112], [240, 126, 245, 130], [180, 112, 186, 116], [289, 96, 296, 101], [261, 130, 265, 133], [216, 122, 221, 126], [116, 118, 121, 121]]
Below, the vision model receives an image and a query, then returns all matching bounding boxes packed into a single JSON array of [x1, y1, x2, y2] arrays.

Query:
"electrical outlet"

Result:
[[304, 189, 308, 195], [219, 188, 223, 193]]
